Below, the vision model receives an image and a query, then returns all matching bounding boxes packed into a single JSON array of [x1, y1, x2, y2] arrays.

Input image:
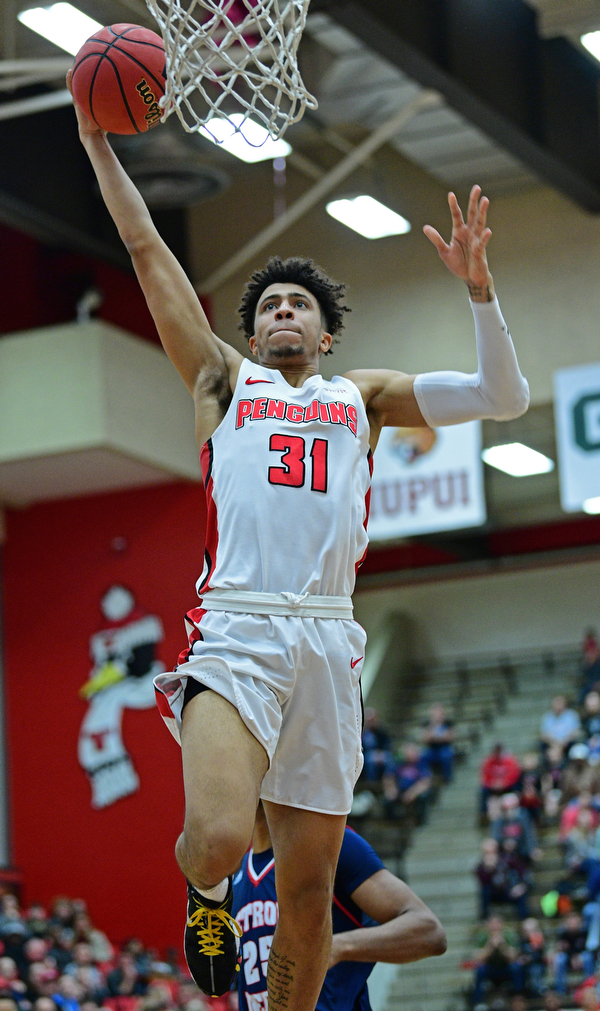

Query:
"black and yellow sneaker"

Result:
[[184, 880, 242, 996]]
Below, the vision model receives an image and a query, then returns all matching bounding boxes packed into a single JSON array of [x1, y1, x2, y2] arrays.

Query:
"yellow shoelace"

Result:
[[187, 905, 243, 957]]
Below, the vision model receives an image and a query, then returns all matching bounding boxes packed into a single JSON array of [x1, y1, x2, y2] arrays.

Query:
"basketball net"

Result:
[[144, 0, 317, 141]]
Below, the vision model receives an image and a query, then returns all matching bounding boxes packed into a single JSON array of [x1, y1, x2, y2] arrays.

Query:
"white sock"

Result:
[[194, 879, 228, 903]]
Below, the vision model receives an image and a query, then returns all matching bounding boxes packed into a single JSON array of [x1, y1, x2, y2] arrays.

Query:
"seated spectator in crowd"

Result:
[[51, 975, 83, 1011], [106, 952, 147, 999], [361, 707, 395, 782], [119, 941, 152, 980], [33, 999, 59, 1011], [0, 957, 27, 1007], [492, 793, 541, 864], [550, 911, 595, 995], [480, 743, 522, 816], [27, 961, 59, 1003], [577, 990, 600, 1011], [565, 808, 600, 901], [0, 898, 23, 938], [581, 630, 600, 701], [0, 999, 19, 1011], [25, 907, 50, 941], [71, 916, 112, 967], [582, 691, 600, 741], [520, 753, 543, 824], [518, 917, 547, 997], [421, 704, 455, 784], [1, 923, 30, 979], [559, 792, 600, 842], [24, 939, 49, 967], [474, 838, 531, 921], [542, 993, 566, 1011], [49, 901, 75, 934], [471, 915, 525, 1008], [382, 743, 433, 823], [542, 744, 567, 818], [64, 946, 105, 1003], [540, 695, 582, 759], [560, 744, 600, 807], [47, 928, 75, 976]]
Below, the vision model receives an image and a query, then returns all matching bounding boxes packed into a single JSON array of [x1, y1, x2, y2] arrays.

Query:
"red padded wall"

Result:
[[3, 481, 206, 954]]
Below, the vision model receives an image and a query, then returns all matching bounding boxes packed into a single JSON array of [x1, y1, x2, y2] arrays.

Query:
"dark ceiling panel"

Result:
[[0, 102, 130, 266], [0, 99, 188, 267], [313, 0, 600, 210]]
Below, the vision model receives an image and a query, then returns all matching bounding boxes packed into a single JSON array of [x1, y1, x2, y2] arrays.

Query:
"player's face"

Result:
[[249, 282, 332, 363]]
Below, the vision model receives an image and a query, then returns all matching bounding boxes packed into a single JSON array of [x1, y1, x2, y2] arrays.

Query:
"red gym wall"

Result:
[[1, 221, 210, 953], [0, 222, 162, 342], [3, 482, 207, 953]]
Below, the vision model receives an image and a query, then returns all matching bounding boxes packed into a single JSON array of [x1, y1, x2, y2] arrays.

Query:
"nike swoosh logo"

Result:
[[245, 378, 276, 385], [350, 656, 364, 669]]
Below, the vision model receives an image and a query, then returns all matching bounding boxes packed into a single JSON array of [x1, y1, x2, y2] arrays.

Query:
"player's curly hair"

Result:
[[237, 255, 351, 355]]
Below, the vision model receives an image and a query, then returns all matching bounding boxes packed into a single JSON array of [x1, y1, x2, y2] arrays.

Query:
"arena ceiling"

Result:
[[3, 0, 600, 253]]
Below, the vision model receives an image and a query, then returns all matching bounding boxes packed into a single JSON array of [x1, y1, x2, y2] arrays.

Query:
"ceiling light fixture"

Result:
[[201, 113, 292, 163], [18, 3, 102, 56], [481, 442, 555, 477], [583, 496, 600, 515], [581, 31, 600, 62], [326, 195, 411, 239]]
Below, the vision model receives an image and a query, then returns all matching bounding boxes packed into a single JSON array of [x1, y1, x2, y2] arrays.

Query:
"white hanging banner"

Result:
[[368, 421, 486, 541], [554, 362, 600, 512]]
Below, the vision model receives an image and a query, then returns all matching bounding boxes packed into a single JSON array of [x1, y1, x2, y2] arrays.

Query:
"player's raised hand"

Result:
[[66, 69, 106, 140], [423, 185, 494, 300]]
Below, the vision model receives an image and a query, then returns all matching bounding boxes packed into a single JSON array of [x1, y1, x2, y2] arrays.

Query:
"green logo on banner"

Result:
[[573, 392, 600, 451]]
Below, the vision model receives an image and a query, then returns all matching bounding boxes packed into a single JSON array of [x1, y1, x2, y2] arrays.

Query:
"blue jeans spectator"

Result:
[[553, 949, 595, 993], [579, 857, 600, 901], [525, 959, 545, 996], [423, 744, 454, 783], [363, 749, 396, 781], [472, 961, 526, 1004]]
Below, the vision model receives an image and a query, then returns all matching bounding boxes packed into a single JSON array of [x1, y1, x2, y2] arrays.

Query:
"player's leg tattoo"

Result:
[[267, 947, 296, 1011]]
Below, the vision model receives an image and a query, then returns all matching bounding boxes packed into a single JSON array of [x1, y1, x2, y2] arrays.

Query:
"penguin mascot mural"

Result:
[[78, 584, 165, 809]]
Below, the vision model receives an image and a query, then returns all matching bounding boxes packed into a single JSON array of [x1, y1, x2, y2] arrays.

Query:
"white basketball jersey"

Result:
[[197, 357, 373, 598]]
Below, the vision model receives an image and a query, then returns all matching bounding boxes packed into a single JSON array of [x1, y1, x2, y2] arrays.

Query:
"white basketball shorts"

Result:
[[154, 607, 366, 815]]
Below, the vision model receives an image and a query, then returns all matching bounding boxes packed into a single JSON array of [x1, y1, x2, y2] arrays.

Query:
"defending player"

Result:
[[68, 71, 529, 1011], [233, 803, 447, 1011]]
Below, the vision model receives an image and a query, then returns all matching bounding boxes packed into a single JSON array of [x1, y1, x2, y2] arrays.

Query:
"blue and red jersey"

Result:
[[232, 826, 384, 1011]]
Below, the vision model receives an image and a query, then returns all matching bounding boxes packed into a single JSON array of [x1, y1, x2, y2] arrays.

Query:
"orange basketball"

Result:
[[71, 24, 166, 135]]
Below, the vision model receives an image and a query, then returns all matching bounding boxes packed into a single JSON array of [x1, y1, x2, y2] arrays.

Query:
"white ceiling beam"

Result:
[[0, 87, 72, 120], [0, 57, 73, 73]]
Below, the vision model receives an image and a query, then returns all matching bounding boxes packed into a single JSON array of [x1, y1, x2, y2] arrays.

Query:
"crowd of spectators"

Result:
[[0, 894, 235, 1011], [468, 629, 600, 1010], [358, 704, 456, 824]]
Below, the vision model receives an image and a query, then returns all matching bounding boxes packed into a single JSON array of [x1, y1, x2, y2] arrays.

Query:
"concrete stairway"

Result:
[[376, 651, 579, 1011]]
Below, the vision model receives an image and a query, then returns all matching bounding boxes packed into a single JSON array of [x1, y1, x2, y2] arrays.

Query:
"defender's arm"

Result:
[[329, 869, 447, 967]]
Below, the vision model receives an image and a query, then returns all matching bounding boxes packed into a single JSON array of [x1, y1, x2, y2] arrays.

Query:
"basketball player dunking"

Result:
[[69, 73, 529, 1011]]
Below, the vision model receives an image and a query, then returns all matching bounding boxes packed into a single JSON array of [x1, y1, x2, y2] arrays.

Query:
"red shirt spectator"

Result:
[[481, 744, 522, 792]]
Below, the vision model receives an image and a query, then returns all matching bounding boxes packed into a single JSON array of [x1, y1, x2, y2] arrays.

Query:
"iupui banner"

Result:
[[554, 362, 600, 512], [368, 421, 485, 541]]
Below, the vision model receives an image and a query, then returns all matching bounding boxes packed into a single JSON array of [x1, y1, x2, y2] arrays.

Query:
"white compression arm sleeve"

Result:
[[413, 298, 530, 427]]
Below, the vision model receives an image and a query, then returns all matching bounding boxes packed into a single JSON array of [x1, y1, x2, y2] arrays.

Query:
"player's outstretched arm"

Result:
[[329, 869, 447, 967], [67, 72, 241, 402], [346, 186, 529, 449]]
